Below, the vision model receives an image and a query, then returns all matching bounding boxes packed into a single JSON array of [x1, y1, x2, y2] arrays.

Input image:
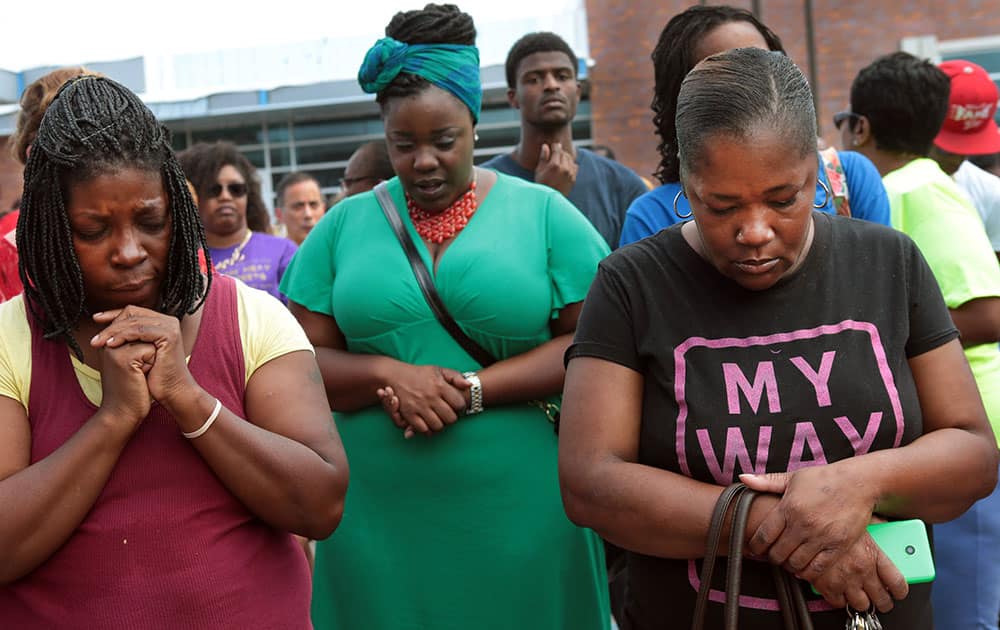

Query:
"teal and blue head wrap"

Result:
[[358, 37, 482, 122]]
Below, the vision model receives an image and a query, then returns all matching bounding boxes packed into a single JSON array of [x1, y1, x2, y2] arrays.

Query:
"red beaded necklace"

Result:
[[406, 180, 478, 244]]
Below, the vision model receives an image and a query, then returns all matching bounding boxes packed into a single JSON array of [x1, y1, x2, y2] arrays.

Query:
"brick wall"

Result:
[[584, 0, 1000, 183]]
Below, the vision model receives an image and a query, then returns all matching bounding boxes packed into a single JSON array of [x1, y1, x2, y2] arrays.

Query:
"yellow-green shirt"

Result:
[[885, 158, 1000, 444]]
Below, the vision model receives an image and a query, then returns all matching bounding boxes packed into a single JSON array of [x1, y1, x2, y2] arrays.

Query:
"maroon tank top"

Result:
[[1, 275, 312, 629]]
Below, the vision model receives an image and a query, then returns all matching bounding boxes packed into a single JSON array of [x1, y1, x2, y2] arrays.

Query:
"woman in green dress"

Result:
[[279, 4, 610, 629]]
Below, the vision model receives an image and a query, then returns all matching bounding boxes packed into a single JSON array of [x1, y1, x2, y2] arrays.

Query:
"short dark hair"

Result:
[[504, 31, 578, 89], [677, 48, 816, 179], [19, 76, 209, 359], [177, 141, 270, 233], [275, 171, 320, 207], [850, 52, 951, 157], [374, 4, 477, 119], [651, 5, 784, 184], [353, 141, 395, 182]]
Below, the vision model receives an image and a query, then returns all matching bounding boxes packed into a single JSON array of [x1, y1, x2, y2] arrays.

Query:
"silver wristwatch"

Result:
[[462, 371, 484, 415]]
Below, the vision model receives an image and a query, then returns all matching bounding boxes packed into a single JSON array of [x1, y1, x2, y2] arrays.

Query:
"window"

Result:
[[270, 146, 292, 168], [191, 124, 266, 146], [171, 132, 188, 152], [242, 149, 266, 169], [296, 141, 357, 165]]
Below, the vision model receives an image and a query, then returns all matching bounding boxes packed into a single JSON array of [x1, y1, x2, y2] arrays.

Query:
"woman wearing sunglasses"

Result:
[[179, 141, 298, 303]]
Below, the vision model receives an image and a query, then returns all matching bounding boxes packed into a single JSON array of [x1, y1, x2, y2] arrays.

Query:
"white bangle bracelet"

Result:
[[183, 398, 222, 439]]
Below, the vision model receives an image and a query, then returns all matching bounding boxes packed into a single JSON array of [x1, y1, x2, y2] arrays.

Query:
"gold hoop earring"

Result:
[[814, 179, 831, 209], [673, 189, 692, 219]]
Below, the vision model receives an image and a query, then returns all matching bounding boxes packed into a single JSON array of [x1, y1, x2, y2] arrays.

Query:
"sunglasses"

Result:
[[833, 111, 861, 130], [207, 182, 249, 198]]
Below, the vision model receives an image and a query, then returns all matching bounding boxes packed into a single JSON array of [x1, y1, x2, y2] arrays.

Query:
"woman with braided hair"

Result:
[[0, 76, 349, 628], [281, 4, 610, 628]]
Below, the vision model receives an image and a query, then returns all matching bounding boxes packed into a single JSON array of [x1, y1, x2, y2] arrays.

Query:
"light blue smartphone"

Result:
[[811, 519, 934, 595]]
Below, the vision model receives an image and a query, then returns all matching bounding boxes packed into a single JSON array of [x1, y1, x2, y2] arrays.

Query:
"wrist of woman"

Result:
[[373, 355, 411, 386], [828, 455, 884, 515], [462, 371, 484, 415], [163, 387, 219, 434], [742, 492, 781, 559], [91, 406, 146, 441], [153, 370, 203, 413]]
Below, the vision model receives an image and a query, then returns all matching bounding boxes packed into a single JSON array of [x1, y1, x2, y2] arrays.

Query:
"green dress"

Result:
[[281, 174, 611, 630]]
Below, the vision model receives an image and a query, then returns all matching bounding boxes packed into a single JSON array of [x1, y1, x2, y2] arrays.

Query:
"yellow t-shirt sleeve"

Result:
[[236, 279, 314, 382], [0, 296, 30, 410]]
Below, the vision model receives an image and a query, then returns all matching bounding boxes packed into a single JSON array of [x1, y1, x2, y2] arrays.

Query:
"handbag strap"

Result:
[[691, 483, 814, 630], [374, 182, 497, 368], [725, 488, 757, 629], [693, 483, 749, 630]]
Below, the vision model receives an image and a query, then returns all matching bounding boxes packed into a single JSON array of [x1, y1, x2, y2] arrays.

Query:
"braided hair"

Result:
[[375, 3, 477, 112], [651, 5, 784, 184], [18, 75, 210, 359], [9, 66, 95, 165]]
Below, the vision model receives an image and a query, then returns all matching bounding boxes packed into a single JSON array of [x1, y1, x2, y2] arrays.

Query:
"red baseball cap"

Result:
[[934, 59, 1000, 156]]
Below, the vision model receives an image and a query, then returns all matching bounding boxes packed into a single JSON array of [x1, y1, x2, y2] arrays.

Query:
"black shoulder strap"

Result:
[[374, 182, 497, 368]]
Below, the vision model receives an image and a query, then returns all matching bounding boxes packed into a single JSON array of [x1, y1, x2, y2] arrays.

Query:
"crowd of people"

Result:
[[1, 3, 1000, 630]]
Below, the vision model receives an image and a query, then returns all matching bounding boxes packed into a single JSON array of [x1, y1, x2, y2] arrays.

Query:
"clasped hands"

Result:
[[88, 306, 197, 426], [739, 464, 909, 613], [375, 365, 472, 439]]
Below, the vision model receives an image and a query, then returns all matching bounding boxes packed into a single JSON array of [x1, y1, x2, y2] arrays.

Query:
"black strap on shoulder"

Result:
[[374, 182, 497, 368]]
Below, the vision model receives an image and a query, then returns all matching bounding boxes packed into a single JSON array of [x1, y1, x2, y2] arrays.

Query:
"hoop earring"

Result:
[[673, 189, 692, 219], [814, 178, 831, 209]]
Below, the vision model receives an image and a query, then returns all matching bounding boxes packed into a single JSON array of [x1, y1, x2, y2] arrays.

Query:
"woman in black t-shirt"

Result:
[[559, 47, 998, 630]]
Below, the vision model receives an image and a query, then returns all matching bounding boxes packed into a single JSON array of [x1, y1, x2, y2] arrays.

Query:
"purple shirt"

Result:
[[210, 232, 297, 303]]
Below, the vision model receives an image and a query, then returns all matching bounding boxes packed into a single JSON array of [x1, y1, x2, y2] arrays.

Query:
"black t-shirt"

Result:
[[567, 213, 957, 630]]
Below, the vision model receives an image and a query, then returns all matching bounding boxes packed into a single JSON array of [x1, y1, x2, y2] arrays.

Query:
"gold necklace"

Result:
[[213, 230, 252, 272]]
